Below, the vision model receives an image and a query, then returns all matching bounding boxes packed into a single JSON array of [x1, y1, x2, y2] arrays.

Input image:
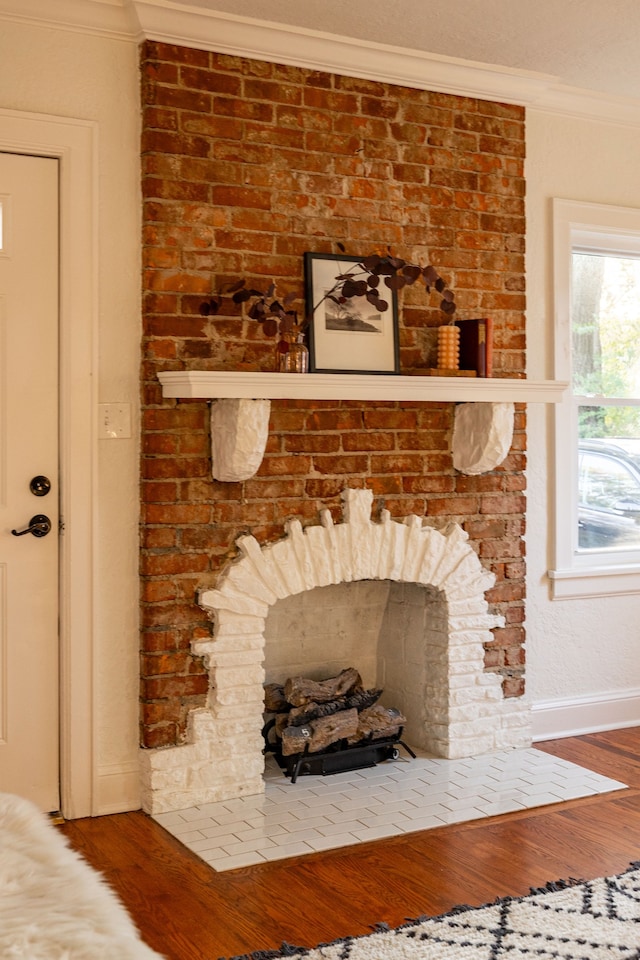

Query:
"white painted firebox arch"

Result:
[[140, 489, 531, 814]]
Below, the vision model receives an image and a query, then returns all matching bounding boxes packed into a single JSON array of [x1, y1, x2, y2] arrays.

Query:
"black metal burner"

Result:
[[262, 719, 416, 783]]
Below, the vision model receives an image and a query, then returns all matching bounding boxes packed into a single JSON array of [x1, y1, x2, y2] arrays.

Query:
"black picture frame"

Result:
[[304, 252, 400, 374]]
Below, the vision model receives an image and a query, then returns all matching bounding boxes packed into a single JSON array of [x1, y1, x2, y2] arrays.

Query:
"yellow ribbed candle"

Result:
[[437, 325, 460, 370]]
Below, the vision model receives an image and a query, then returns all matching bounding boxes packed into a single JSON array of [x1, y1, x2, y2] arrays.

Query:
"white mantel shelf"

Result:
[[158, 371, 568, 404]]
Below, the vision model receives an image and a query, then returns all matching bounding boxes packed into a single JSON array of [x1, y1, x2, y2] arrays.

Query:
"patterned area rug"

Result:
[[231, 863, 640, 960]]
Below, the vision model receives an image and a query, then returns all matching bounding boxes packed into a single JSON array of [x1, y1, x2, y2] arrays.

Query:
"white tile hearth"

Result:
[[152, 748, 626, 872]]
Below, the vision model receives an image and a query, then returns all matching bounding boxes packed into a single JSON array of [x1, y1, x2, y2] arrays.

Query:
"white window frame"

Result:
[[549, 198, 640, 600]]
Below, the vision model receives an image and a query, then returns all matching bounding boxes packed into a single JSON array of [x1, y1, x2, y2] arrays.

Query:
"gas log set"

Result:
[[263, 667, 415, 782]]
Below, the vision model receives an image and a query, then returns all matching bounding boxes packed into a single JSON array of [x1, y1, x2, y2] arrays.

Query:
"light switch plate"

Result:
[[98, 402, 131, 439]]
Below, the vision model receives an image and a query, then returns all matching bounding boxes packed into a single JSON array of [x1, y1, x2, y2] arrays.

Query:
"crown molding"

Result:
[[133, 0, 556, 106], [531, 84, 640, 129], [0, 0, 140, 41], [2, 0, 640, 126]]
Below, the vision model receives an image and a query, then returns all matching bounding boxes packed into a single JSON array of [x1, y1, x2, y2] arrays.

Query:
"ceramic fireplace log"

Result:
[[264, 683, 288, 713], [283, 667, 362, 707], [271, 687, 382, 738], [281, 708, 360, 756], [349, 704, 406, 744], [279, 702, 407, 757], [287, 687, 383, 726]]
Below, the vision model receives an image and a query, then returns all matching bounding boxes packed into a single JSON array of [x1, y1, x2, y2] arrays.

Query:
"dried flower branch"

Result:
[[200, 249, 456, 354], [320, 251, 456, 318], [200, 279, 301, 356]]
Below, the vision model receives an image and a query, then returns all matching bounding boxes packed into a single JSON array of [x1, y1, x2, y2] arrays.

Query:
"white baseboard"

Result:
[[532, 689, 640, 741], [94, 760, 141, 816], [88, 697, 640, 814]]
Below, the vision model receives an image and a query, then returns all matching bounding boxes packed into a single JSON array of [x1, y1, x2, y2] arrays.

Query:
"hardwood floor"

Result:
[[60, 728, 640, 960]]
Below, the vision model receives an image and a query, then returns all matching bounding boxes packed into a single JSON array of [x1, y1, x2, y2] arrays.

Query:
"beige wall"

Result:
[[526, 109, 640, 736], [0, 18, 142, 812]]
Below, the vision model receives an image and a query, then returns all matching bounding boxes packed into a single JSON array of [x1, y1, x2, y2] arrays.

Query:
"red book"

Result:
[[454, 317, 493, 378]]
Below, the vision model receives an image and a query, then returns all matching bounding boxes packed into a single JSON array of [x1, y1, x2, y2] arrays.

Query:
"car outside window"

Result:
[[578, 442, 640, 550]]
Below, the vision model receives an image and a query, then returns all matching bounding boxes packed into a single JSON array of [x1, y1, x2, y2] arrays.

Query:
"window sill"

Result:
[[548, 564, 640, 599]]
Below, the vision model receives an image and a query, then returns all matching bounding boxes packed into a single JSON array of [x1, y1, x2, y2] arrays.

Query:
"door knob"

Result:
[[11, 514, 52, 538], [30, 475, 51, 497]]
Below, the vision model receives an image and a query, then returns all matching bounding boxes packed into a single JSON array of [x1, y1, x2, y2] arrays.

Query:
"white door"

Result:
[[0, 152, 59, 811]]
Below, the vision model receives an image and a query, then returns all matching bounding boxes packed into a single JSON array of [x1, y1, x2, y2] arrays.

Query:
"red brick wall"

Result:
[[140, 40, 527, 749]]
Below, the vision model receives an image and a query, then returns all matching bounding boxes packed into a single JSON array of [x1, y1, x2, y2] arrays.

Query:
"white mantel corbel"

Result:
[[452, 401, 515, 474], [210, 398, 271, 481], [157, 371, 567, 481]]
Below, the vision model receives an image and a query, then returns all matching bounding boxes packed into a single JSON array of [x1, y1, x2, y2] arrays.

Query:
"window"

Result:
[[550, 200, 640, 598]]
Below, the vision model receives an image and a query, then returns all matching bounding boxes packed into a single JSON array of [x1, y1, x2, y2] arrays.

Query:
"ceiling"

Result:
[[164, 0, 640, 102]]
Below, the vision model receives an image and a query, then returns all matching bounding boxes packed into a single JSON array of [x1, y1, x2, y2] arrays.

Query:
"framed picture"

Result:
[[304, 252, 400, 374]]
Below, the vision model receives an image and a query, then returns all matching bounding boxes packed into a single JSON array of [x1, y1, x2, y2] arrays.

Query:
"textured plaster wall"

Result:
[[0, 19, 142, 811], [525, 109, 640, 714]]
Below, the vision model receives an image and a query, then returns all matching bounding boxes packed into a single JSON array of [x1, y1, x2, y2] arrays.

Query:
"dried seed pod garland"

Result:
[[200, 247, 456, 357], [200, 280, 301, 355]]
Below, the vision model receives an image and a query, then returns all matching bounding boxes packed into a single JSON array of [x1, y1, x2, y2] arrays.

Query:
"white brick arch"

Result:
[[140, 488, 531, 814]]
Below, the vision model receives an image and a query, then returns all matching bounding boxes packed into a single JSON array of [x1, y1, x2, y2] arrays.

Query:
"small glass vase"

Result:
[[276, 333, 309, 373]]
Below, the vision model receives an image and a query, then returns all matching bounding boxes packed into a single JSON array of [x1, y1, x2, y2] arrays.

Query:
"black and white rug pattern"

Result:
[[231, 863, 640, 960]]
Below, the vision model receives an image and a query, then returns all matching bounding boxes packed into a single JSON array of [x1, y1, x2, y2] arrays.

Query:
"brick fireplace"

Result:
[[140, 488, 530, 814], [140, 43, 528, 785]]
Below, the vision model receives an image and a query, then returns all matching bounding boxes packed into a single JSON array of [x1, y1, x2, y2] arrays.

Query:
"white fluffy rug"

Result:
[[0, 792, 164, 959]]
